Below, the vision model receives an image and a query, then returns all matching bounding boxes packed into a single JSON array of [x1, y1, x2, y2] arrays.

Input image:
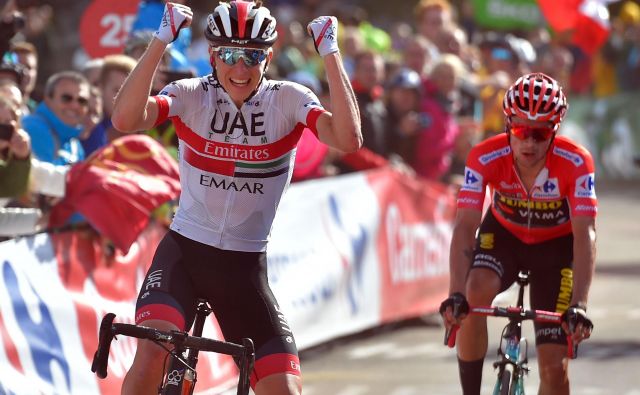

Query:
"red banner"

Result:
[[367, 170, 456, 323]]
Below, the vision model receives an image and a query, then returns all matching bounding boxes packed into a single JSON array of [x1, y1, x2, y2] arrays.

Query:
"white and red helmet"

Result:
[[503, 72, 568, 125], [205, 1, 278, 49]]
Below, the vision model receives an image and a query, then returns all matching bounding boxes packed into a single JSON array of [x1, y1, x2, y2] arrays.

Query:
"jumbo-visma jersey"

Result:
[[152, 76, 326, 252], [457, 134, 597, 244]]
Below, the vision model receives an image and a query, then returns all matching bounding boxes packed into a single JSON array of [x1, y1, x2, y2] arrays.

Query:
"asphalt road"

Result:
[[293, 179, 640, 395]]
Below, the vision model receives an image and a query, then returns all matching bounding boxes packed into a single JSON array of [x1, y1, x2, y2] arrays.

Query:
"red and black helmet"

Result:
[[503, 72, 568, 125], [204, 1, 278, 49]]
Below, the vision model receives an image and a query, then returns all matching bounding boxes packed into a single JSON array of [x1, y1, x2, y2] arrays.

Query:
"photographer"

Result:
[[0, 94, 36, 237]]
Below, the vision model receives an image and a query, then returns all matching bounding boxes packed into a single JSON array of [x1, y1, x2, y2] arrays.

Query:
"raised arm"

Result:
[[111, 3, 192, 132], [307, 16, 362, 153]]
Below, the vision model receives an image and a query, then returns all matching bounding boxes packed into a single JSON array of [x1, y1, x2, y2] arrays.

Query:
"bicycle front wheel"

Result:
[[510, 375, 525, 395], [493, 370, 510, 395]]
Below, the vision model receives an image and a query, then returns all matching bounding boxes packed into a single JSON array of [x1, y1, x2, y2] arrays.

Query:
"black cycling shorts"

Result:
[[470, 211, 574, 346], [135, 230, 300, 386]]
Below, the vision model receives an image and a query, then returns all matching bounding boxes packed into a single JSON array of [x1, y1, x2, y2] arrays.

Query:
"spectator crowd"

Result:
[[1, 0, 640, 247]]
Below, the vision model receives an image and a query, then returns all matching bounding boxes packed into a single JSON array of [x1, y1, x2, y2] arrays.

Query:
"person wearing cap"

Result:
[[384, 66, 424, 164], [112, 2, 361, 394]]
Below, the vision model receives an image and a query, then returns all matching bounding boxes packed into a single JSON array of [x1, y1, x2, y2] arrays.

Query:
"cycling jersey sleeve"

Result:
[[286, 83, 326, 136], [457, 144, 491, 211], [151, 79, 197, 126], [568, 148, 597, 217]]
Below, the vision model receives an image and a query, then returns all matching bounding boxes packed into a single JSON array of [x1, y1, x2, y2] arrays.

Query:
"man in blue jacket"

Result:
[[22, 71, 91, 165]]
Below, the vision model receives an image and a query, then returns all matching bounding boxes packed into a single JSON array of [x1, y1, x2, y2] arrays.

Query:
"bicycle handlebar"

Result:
[[443, 305, 577, 359], [91, 313, 254, 379]]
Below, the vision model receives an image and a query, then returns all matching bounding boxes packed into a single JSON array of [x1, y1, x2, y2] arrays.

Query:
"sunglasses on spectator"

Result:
[[510, 124, 555, 142], [215, 47, 268, 67], [60, 93, 89, 106]]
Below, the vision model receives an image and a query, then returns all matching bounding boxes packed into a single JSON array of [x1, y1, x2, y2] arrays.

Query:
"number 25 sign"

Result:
[[80, 0, 140, 58]]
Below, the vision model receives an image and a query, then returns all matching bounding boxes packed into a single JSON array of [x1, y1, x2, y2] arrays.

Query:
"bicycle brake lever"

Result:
[[91, 313, 116, 379], [444, 325, 459, 348]]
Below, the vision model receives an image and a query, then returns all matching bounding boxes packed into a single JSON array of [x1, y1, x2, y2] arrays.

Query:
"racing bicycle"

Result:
[[91, 299, 255, 395], [444, 271, 577, 395]]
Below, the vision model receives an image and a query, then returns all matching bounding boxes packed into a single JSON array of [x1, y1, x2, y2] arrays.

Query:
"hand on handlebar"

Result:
[[439, 292, 469, 347], [561, 305, 593, 346]]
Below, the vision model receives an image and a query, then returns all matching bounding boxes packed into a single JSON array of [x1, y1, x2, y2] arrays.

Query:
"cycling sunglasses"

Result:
[[215, 47, 268, 67], [509, 124, 555, 142]]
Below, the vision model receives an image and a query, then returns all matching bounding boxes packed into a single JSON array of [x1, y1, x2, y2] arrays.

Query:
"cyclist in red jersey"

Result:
[[111, 2, 361, 395], [439, 72, 596, 395]]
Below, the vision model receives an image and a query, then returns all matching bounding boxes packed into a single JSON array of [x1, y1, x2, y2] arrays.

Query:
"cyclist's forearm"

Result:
[[448, 226, 476, 295], [570, 221, 596, 307], [322, 52, 362, 152], [112, 38, 167, 132]]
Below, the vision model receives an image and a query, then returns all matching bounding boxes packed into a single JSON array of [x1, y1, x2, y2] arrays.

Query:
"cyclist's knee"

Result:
[[465, 268, 500, 304], [254, 373, 301, 395]]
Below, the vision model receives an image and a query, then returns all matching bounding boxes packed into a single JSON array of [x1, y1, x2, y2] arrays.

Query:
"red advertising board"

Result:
[[367, 170, 456, 323], [79, 0, 140, 58]]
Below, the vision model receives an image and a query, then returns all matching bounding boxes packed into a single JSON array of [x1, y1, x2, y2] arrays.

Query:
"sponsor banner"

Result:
[[471, 0, 544, 30], [0, 225, 237, 395], [0, 169, 456, 393], [366, 170, 455, 323], [269, 172, 383, 349]]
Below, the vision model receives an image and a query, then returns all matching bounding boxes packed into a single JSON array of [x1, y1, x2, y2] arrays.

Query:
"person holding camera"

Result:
[[0, 94, 36, 237], [0, 95, 30, 195]]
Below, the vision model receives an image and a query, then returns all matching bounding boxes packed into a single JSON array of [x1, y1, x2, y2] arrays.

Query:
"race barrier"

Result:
[[0, 168, 456, 394]]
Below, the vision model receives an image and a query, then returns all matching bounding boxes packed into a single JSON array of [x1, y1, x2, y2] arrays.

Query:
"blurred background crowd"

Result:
[[1, 0, 639, 246]]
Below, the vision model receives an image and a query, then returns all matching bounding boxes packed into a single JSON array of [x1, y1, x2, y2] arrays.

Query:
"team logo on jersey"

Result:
[[531, 178, 560, 198], [479, 146, 511, 165], [575, 173, 596, 198], [303, 101, 322, 109], [461, 167, 483, 193], [553, 146, 584, 167]]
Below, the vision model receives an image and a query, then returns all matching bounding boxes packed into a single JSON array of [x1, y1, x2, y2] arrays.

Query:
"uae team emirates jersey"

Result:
[[152, 75, 326, 252], [457, 134, 597, 244]]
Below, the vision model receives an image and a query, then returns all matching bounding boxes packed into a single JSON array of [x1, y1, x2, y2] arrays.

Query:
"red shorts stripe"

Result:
[[249, 353, 301, 389], [135, 304, 185, 330]]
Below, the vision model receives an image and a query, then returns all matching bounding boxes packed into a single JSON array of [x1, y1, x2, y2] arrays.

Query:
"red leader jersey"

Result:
[[457, 134, 597, 244]]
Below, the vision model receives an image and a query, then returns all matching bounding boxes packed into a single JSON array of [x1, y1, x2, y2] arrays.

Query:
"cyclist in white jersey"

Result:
[[111, 2, 361, 395]]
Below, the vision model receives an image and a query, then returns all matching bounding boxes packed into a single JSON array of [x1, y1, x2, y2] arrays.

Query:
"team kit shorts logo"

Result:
[[461, 167, 483, 193], [575, 173, 596, 198]]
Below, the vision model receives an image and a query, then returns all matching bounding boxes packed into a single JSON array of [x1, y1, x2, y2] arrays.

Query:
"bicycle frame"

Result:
[[490, 271, 530, 395], [91, 299, 255, 395]]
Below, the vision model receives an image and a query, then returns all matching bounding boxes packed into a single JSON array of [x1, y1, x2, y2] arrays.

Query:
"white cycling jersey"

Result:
[[152, 75, 326, 252]]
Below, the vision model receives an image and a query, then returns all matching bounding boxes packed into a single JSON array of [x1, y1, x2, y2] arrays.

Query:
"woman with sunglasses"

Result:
[[439, 72, 597, 395], [112, 2, 361, 395]]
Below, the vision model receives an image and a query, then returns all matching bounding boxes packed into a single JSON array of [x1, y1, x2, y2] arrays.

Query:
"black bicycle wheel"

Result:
[[499, 371, 511, 395]]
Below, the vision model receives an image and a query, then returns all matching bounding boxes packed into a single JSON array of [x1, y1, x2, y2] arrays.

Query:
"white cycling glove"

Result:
[[307, 16, 339, 57], [153, 2, 193, 44]]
